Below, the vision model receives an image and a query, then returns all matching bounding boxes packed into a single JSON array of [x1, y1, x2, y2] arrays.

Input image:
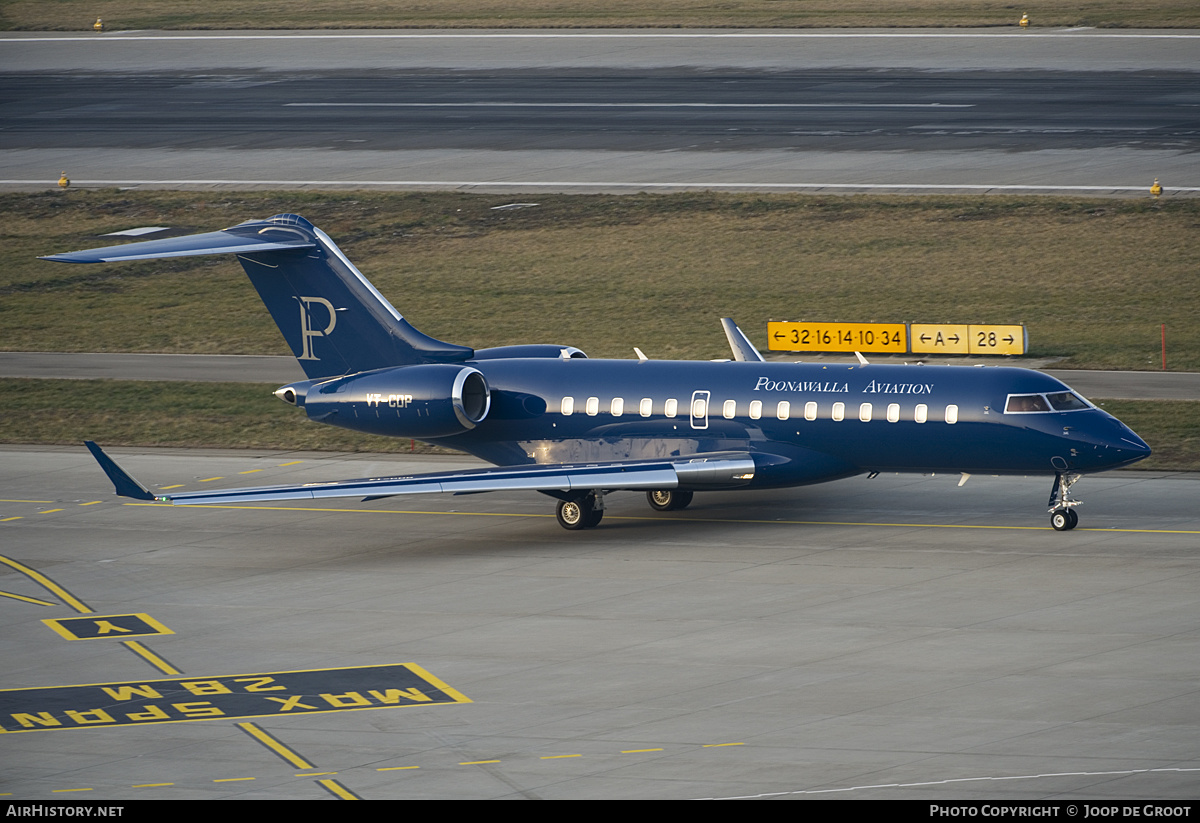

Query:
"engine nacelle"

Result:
[[302, 364, 490, 438], [472, 344, 586, 361]]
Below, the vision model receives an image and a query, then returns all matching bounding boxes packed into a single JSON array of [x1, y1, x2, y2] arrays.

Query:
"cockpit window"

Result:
[[1005, 393, 1051, 413], [1046, 391, 1089, 411], [1005, 391, 1089, 414]]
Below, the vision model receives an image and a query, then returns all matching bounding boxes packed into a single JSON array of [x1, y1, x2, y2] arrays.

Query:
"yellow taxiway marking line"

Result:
[[159, 485, 185, 490], [122, 502, 1200, 535], [38, 509, 64, 514], [52, 788, 93, 793], [33, 739, 762, 793], [318, 778, 360, 800], [198, 477, 223, 482], [123, 640, 181, 675], [277, 461, 303, 466], [0, 590, 56, 606], [238, 469, 263, 474], [0, 499, 54, 503], [1, 516, 22, 522], [0, 553, 93, 613], [79, 501, 101, 506], [237, 721, 315, 769]]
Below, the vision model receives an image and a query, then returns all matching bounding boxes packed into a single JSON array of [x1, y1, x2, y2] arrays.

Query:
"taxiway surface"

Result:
[[2, 446, 1197, 799]]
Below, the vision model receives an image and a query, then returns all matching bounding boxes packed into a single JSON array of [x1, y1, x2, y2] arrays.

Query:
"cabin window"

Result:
[[887, 403, 900, 423], [586, 396, 599, 416], [692, 397, 707, 418], [640, 398, 653, 417], [665, 399, 678, 418], [832, 402, 845, 422], [723, 399, 736, 419], [915, 403, 928, 423], [777, 401, 791, 420], [560, 397, 574, 416], [611, 397, 624, 417], [859, 403, 872, 422], [945, 404, 959, 424], [804, 401, 817, 421], [749, 400, 762, 420]]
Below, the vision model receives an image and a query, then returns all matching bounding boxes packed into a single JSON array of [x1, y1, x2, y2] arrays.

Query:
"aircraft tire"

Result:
[[557, 497, 594, 530], [585, 507, 604, 528], [1051, 509, 1077, 531], [647, 489, 694, 512]]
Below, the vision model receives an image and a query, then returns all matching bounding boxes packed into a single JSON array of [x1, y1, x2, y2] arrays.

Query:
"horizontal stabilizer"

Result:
[[41, 228, 314, 264]]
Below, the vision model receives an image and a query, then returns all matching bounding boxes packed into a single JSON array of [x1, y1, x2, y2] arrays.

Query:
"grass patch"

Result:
[[1092, 399, 1200, 472], [5, 190, 1198, 371], [0, 378, 446, 453], [1, 379, 1194, 471], [4, 0, 1200, 31]]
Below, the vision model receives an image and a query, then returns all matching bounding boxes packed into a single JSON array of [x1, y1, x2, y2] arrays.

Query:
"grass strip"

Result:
[[5, 1, 1200, 31], [5, 190, 1198, 371]]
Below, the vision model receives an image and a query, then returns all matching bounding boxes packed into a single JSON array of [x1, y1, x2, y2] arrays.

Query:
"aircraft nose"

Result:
[[1117, 425, 1152, 460], [1089, 417, 1151, 468]]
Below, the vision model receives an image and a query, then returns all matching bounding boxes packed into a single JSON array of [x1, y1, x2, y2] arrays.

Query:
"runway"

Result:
[[1, 445, 1197, 799], [2, 29, 1198, 193]]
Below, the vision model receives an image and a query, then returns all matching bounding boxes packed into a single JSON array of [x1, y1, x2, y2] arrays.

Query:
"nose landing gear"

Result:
[[1048, 472, 1081, 531]]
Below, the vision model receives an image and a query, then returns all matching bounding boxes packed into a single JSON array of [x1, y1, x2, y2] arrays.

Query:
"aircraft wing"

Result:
[[720, 318, 765, 362], [84, 442, 756, 506]]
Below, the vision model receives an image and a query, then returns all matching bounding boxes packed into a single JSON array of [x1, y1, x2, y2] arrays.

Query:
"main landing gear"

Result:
[[555, 489, 697, 530], [1048, 471, 1082, 531], [646, 489, 693, 512], [556, 491, 604, 530]]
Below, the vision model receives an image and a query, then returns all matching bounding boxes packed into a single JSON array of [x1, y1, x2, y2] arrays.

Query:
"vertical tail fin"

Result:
[[43, 213, 472, 378]]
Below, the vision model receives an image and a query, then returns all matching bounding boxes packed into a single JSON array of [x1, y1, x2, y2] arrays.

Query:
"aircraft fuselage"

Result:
[[313, 358, 1149, 487]]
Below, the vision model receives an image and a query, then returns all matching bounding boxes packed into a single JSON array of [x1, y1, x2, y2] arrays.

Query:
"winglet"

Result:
[[720, 318, 765, 362], [84, 441, 157, 501]]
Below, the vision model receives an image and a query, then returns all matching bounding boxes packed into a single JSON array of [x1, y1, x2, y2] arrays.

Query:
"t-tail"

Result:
[[42, 213, 472, 379]]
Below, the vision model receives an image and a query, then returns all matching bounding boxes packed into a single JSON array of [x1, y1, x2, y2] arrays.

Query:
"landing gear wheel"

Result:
[[647, 489, 694, 512], [1051, 509, 1079, 531], [557, 497, 593, 530], [558, 495, 604, 530]]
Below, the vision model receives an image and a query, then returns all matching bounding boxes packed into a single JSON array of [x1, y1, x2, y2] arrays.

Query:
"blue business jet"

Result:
[[45, 213, 1150, 531]]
